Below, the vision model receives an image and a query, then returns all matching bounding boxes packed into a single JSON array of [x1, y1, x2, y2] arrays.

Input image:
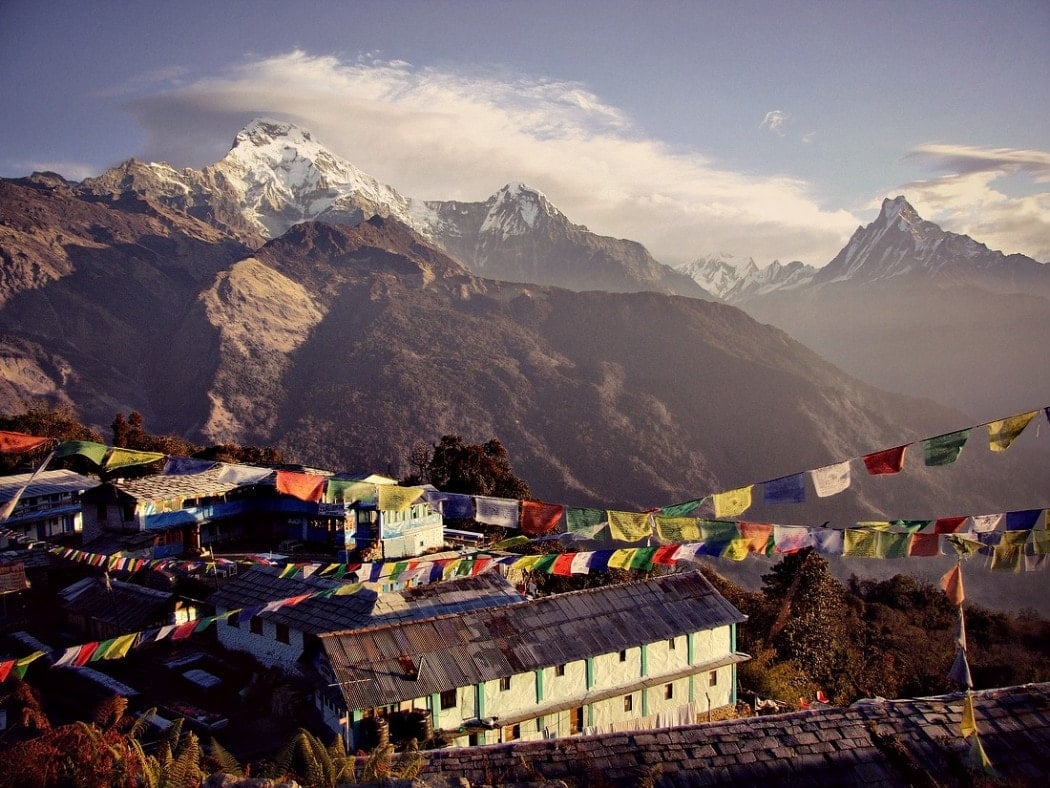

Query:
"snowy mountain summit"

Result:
[[676, 254, 814, 303], [480, 182, 562, 238]]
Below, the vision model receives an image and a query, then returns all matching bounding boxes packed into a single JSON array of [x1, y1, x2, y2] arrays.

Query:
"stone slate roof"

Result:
[[59, 576, 172, 631], [322, 570, 746, 712], [406, 682, 1050, 786]]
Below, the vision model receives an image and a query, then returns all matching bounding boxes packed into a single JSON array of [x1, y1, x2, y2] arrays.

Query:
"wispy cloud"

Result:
[[895, 144, 1050, 261], [760, 110, 788, 136], [124, 51, 857, 266]]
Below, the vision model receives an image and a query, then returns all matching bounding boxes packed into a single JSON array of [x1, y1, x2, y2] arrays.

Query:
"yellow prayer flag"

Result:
[[988, 411, 1037, 452], [712, 486, 752, 518], [376, 484, 424, 512], [721, 539, 751, 561], [333, 583, 363, 596], [607, 510, 653, 542], [655, 516, 702, 544], [960, 692, 977, 738], [103, 633, 138, 660], [607, 549, 635, 569]]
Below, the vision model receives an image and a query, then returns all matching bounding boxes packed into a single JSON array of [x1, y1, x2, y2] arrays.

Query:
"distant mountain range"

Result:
[[1, 120, 1048, 518], [676, 196, 1050, 418]]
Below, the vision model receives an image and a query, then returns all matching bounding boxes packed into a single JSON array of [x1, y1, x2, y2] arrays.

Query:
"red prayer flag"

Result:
[[74, 642, 100, 666], [652, 545, 680, 565], [0, 660, 14, 682], [934, 516, 968, 534], [171, 621, 198, 640], [862, 445, 908, 475], [275, 470, 327, 502], [520, 500, 565, 536], [0, 431, 49, 454], [908, 532, 941, 557], [551, 554, 575, 575]]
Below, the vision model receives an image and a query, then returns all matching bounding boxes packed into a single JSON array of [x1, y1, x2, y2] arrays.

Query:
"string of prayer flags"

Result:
[[763, 473, 806, 504], [607, 510, 653, 542], [862, 445, 907, 475], [988, 410, 1037, 452], [923, 429, 971, 466], [1, 449, 55, 521], [0, 431, 50, 453], [712, 485, 752, 518], [520, 500, 565, 536], [809, 461, 851, 498], [475, 496, 520, 528], [376, 484, 424, 512], [276, 471, 327, 502]]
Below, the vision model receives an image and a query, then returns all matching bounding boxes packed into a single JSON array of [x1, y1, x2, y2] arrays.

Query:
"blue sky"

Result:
[[2, 0, 1048, 265]]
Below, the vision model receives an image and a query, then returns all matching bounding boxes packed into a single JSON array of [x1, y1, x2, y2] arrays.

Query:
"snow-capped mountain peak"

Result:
[[480, 182, 561, 238]]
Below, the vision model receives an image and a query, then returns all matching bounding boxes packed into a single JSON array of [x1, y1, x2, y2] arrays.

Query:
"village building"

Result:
[[0, 468, 99, 547], [58, 575, 196, 641], [334, 475, 445, 561], [317, 570, 748, 750], [208, 568, 526, 669]]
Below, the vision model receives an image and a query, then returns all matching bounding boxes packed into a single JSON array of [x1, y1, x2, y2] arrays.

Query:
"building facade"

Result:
[[318, 570, 748, 750], [0, 469, 98, 547]]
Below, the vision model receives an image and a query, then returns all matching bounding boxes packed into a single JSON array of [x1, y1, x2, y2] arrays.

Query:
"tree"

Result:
[[405, 435, 530, 499]]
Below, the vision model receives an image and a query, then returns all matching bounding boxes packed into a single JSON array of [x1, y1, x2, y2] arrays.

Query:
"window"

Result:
[[709, 670, 718, 687], [503, 723, 520, 741], [570, 707, 584, 734], [275, 623, 290, 644], [665, 684, 674, 700], [440, 689, 457, 710], [668, 638, 676, 650], [499, 676, 512, 691], [619, 650, 627, 662], [249, 616, 264, 635], [555, 664, 566, 677], [623, 694, 634, 712]]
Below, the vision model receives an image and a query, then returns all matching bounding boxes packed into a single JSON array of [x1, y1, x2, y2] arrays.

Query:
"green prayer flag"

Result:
[[659, 498, 705, 517], [53, 440, 110, 466], [629, 547, 657, 570], [876, 531, 912, 559], [945, 535, 983, 557], [843, 529, 879, 557], [104, 447, 165, 470], [923, 429, 971, 466], [565, 507, 607, 534], [532, 554, 558, 573]]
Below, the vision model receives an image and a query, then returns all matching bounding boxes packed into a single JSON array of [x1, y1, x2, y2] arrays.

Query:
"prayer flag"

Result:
[[213, 464, 275, 485], [0, 661, 13, 683], [923, 429, 970, 466], [326, 480, 378, 505], [53, 646, 82, 668], [712, 486, 752, 517], [970, 514, 1001, 534], [908, 533, 941, 557], [721, 539, 751, 561], [988, 411, 1037, 451], [475, 496, 520, 528], [163, 456, 216, 475], [949, 648, 973, 688], [1, 449, 55, 521], [423, 490, 474, 518], [103, 634, 138, 660], [738, 522, 774, 555], [652, 545, 680, 565], [1005, 509, 1043, 531], [969, 732, 996, 776], [659, 498, 704, 517], [532, 554, 558, 573], [654, 516, 701, 544], [607, 549, 635, 569], [891, 520, 929, 533], [862, 445, 907, 475], [588, 550, 613, 573], [698, 520, 739, 556], [811, 529, 844, 556], [955, 608, 967, 651], [763, 474, 806, 504], [565, 507, 606, 534], [53, 440, 110, 465], [171, 620, 197, 640], [843, 529, 879, 558], [12, 651, 44, 679], [809, 461, 851, 498], [607, 510, 653, 542], [960, 693, 977, 738], [74, 642, 99, 666], [876, 531, 911, 559], [990, 543, 1024, 572], [773, 525, 814, 555], [276, 471, 327, 502], [551, 554, 575, 575], [569, 552, 592, 574], [934, 517, 968, 534], [377, 484, 424, 512], [104, 448, 165, 470], [521, 500, 565, 536], [0, 431, 49, 453], [940, 563, 965, 605], [629, 547, 657, 570]]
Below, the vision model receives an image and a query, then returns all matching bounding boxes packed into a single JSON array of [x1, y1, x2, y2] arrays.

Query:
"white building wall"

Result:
[[216, 611, 305, 668]]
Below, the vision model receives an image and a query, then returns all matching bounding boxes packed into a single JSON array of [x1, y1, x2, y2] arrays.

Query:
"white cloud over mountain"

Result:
[[896, 144, 1050, 262], [125, 51, 857, 266]]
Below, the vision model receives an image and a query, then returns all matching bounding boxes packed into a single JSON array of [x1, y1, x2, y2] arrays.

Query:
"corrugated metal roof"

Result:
[[322, 570, 746, 710], [60, 577, 173, 630], [92, 465, 272, 502], [0, 469, 99, 501]]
